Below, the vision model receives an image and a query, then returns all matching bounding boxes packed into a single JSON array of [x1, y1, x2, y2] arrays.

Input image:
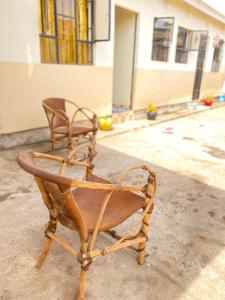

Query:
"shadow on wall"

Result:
[[0, 142, 224, 299]]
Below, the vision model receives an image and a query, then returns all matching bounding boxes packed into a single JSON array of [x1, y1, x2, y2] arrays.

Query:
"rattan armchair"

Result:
[[42, 98, 98, 154], [17, 146, 156, 300]]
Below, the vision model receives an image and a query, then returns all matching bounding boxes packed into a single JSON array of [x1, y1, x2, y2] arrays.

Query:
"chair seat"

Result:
[[53, 125, 93, 136], [72, 174, 145, 233]]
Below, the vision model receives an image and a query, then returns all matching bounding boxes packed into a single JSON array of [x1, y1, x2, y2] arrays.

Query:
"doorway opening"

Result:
[[112, 6, 137, 113]]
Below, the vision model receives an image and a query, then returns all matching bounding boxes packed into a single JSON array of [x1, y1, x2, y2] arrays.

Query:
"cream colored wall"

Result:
[[0, 0, 40, 63], [201, 72, 225, 98], [115, 0, 225, 71], [133, 69, 195, 109], [0, 62, 112, 134], [113, 7, 136, 107]]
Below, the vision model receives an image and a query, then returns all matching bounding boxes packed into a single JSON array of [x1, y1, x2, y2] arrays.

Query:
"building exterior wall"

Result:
[[0, 0, 40, 64], [0, 0, 224, 135], [115, 0, 225, 109], [0, 0, 114, 135], [0, 62, 112, 134], [201, 72, 225, 98], [133, 70, 196, 109]]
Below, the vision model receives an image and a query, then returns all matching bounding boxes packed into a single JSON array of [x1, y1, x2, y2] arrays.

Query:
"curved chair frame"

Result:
[[42, 98, 98, 155], [17, 146, 156, 300]]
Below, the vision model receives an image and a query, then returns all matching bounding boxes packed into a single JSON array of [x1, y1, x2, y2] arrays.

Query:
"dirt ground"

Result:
[[0, 107, 225, 300]]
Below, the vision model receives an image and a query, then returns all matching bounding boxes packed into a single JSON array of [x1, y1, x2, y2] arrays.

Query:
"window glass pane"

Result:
[[176, 27, 190, 49], [56, 0, 75, 17], [175, 27, 190, 63], [152, 17, 173, 62], [153, 18, 173, 46], [211, 40, 223, 72], [57, 16, 76, 64], [94, 0, 110, 41], [40, 0, 55, 35], [40, 37, 57, 63], [152, 45, 169, 62], [76, 0, 89, 42], [77, 42, 93, 64], [76, 0, 92, 64]]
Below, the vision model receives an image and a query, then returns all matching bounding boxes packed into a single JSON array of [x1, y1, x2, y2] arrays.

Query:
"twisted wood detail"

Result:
[[18, 149, 156, 300]]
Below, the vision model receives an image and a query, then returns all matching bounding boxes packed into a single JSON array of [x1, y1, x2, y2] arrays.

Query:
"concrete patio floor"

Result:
[[0, 107, 225, 300]]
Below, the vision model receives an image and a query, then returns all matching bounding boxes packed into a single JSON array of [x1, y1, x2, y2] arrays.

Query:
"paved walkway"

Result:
[[0, 107, 225, 299]]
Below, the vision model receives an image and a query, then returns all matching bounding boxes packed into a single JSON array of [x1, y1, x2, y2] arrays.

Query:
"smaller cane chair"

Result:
[[17, 146, 156, 300], [42, 98, 98, 154]]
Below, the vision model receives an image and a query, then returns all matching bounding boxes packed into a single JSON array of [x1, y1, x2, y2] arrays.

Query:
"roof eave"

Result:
[[184, 0, 225, 24]]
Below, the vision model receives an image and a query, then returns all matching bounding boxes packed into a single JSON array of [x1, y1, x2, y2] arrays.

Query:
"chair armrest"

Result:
[[34, 152, 89, 168], [63, 99, 98, 129], [71, 178, 146, 193], [65, 99, 80, 110], [71, 107, 98, 129], [115, 165, 156, 185], [114, 165, 156, 199]]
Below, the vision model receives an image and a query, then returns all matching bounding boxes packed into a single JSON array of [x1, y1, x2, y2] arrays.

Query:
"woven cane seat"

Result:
[[53, 125, 93, 136], [73, 174, 145, 233]]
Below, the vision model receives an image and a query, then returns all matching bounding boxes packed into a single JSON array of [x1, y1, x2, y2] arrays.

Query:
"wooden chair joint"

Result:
[[143, 220, 149, 226], [136, 247, 146, 253], [44, 221, 57, 237], [148, 173, 156, 184], [140, 230, 149, 241], [101, 248, 107, 256], [77, 252, 93, 271]]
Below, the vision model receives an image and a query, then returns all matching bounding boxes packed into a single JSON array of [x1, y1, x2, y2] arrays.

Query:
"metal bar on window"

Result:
[[40, 0, 45, 34], [74, 0, 79, 64], [57, 13, 76, 20], [53, 0, 59, 63], [39, 33, 57, 39]]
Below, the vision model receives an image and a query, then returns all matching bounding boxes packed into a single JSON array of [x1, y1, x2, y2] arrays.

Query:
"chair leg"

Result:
[[36, 238, 52, 269], [91, 131, 97, 156], [51, 134, 55, 155], [137, 204, 154, 265], [67, 136, 74, 152], [75, 270, 88, 300]]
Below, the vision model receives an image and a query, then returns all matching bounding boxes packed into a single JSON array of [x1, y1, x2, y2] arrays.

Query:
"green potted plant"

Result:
[[146, 104, 157, 120], [99, 115, 113, 131], [204, 95, 215, 106]]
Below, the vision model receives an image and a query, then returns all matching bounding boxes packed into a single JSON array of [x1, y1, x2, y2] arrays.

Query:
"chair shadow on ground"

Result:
[[0, 142, 225, 300]]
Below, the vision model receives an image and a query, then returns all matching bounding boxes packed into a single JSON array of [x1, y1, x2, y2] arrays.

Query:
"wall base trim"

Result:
[[134, 102, 188, 119], [0, 127, 50, 150]]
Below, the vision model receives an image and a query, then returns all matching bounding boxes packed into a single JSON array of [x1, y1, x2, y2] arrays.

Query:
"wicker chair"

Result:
[[42, 98, 98, 154], [17, 146, 156, 300]]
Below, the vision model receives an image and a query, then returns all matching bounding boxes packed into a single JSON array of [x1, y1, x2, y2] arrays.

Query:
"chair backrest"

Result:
[[17, 150, 88, 241], [42, 98, 68, 130]]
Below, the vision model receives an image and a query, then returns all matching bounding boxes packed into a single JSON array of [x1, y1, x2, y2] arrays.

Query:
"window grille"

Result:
[[39, 0, 111, 65]]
